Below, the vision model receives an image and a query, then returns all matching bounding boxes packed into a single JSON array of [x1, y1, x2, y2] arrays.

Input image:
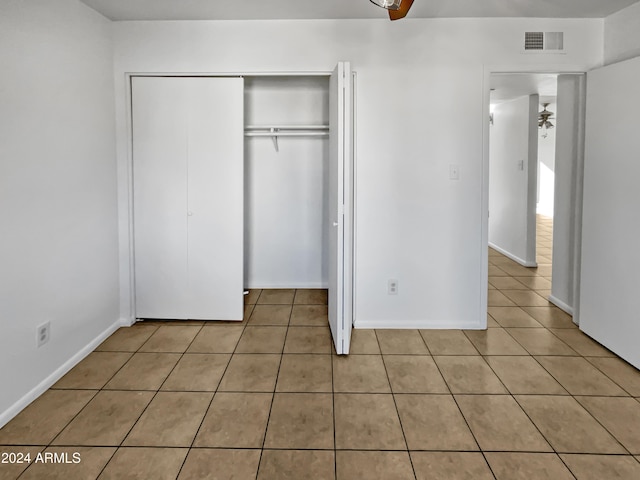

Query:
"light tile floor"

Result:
[[2, 219, 640, 479]]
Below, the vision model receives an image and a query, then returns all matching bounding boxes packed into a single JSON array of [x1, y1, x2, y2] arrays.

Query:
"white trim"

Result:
[[246, 282, 328, 289], [0, 318, 126, 429], [489, 242, 538, 268], [548, 294, 575, 316], [354, 319, 484, 330]]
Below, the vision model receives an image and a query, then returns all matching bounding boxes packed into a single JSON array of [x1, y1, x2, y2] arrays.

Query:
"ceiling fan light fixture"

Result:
[[369, 0, 402, 11]]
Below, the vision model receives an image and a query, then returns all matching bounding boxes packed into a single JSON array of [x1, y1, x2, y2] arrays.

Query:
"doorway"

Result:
[[485, 72, 586, 322]]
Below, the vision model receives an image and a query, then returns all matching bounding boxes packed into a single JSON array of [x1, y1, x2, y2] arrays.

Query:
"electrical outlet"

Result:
[[388, 279, 398, 295], [36, 321, 50, 348]]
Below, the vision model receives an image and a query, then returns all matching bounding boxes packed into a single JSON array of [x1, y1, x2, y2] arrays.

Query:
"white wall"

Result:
[[489, 95, 539, 266], [244, 77, 329, 288], [580, 56, 640, 368], [537, 101, 556, 218], [551, 75, 586, 316], [0, 0, 119, 426], [605, 1, 640, 65], [113, 18, 603, 329]]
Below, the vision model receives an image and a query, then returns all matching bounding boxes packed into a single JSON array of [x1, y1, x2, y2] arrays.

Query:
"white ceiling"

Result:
[[80, 0, 639, 21], [490, 73, 559, 105]]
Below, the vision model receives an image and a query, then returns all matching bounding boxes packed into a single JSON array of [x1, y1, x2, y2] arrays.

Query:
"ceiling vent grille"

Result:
[[524, 32, 564, 52]]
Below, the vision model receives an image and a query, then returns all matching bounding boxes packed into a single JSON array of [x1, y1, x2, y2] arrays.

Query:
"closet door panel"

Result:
[[186, 78, 244, 320], [328, 62, 354, 354], [132, 77, 189, 319]]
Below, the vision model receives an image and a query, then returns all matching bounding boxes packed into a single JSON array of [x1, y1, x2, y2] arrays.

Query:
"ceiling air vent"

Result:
[[524, 32, 564, 52]]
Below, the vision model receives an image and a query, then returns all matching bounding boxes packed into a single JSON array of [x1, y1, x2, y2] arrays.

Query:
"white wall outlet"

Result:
[[388, 279, 398, 295], [36, 321, 50, 348], [449, 164, 460, 180]]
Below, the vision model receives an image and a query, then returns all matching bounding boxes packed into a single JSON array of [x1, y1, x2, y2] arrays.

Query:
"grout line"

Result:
[[373, 330, 419, 480]]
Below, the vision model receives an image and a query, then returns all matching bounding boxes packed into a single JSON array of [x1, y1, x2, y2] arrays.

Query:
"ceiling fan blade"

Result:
[[389, 0, 414, 20]]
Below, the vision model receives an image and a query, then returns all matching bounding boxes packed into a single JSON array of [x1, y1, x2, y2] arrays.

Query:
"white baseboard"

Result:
[[354, 318, 485, 330], [0, 318, 127, 429], [245, 283, 328, 289], [489, 242, 537, 268], [548, 295, 574, 316]]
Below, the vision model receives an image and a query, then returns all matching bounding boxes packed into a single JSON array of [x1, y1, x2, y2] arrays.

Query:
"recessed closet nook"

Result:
[[131, 63, 354, 354]]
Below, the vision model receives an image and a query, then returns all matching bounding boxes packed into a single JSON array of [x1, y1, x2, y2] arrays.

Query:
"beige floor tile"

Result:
[[488, 266, 509, 276], [535, 356, 628, 396], [259, 450, 334, 480], [337, 451, 413, 480], [488, 290, 517, 306], [276, 354, 332, 393], [516, 395, 626, 453], [257, 289, 295, 304], [550, 329, 614, 357], [486, 315, 501, 327], [19, 447, 116, 480], [560, 454, 640, 480], [487, 307, 543, 328], [512, 276, 552, 290], [187, 326, 244, 353], [139, 325, 202, 353], [348, 329, 381, 354], [536, 289, 551, 298], [384, 355, 449, 393], [140, 320, 206, 326], [243, 304, 255, 321], [104, 352, 181, 390], [506, 329, 577, 355], [284, 326, 332, 354], [235, 326, 287, 354], [218, 354, 281, 392], [294, 289, 328, 305], [0, 446, 44, 479], [179, 449, 261, 480], [500, 290, 551, 307], [586, 357, 640, 396], [434, 356, 507, 394], [334, 394, 405, 450], [375, 329, 429, 354], [333, 355, 391, 393], [264, 393, 333, 449], [411, 452, 494, 480], [521, 306, 576, 328], [124, 392, 212, 447], [485, 356, 567, 395], [455, 395, 552, 452], [52, 391, 154, 446], [395, 395, 477, 450], [244, 289, 262, 305], [290, 305, 328, 326], [420, 330, 478, 355], [498, 264, 537, 277], [248, 305, 292, 326], [194, 392, 272, 448], [576, 397, 640, 454], [161, 353, 230, 391], [96, 325, 159, 352], [485, 453, 574, 480], [489, 277, 529, 289], [52, 352, 132, 390], [99, 447, 188, 480], [534, 265, 553, 276], [0, 390, 96, 445], [464, 329, 528, 355]]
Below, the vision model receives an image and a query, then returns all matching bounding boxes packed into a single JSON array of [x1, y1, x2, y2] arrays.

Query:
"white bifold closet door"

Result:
[[132, 76, 244, 321], [329, 62, 354, 354]]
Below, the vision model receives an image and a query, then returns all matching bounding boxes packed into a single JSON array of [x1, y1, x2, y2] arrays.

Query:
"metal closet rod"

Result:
[[244, 125, 329, 137], [243, 125, 329, 152]]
